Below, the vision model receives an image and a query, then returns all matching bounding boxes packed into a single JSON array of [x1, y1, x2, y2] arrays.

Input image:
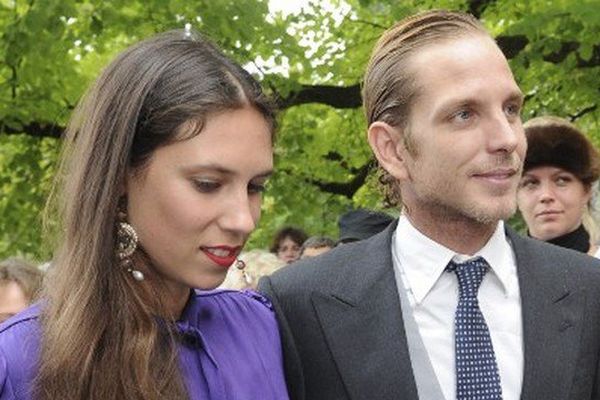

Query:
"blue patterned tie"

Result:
[[447, 257, 503, 400]]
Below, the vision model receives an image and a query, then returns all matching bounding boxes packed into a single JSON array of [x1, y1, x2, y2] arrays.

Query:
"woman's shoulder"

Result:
[[0, 304, 41, 357], [192, 288, 274, 312], [185, 289, 277, 334], [0, 304, 41, 343], [0, 305, 42, 398]]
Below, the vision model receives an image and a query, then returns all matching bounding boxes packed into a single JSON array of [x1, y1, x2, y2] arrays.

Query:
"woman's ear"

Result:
[[367, 121, 410, 181]]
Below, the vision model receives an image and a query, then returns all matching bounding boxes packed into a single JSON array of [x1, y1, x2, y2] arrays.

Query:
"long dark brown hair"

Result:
[[38, 30, 275, 400]]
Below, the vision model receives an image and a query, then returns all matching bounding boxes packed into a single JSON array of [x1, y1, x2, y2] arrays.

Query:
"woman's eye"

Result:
[[520, 179, 537, 189], [193, 180, 221, 193], [555, 176, 571, 186], [248, 182, 267, 194]]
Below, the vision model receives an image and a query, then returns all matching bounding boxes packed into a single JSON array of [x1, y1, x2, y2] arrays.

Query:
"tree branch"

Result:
[[467, 0, 497, 19], [349, 18, 387, 30], [569, 104, 598, 122], [496, 35, 529, 59], [305, 161, 373, 198], [279, 83, 362, 109], [1, 122, 64, 138], [280, 36, 600, 110]]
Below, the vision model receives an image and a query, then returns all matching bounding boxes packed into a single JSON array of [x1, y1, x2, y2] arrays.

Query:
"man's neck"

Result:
[[404, 210, 498, 255]]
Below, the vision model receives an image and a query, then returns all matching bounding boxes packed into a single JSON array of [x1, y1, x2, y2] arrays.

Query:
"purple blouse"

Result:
[[0, 289, 289, 400]]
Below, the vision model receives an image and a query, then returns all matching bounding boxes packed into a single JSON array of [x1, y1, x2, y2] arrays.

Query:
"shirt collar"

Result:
[[394, 215, 514, 304], [176, 291, 219, 365]]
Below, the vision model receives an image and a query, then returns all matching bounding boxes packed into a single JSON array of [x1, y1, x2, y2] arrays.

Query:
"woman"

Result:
[[0, 30, 288, 399], [517, 115, 600, 256], [269, 226, 307, 264], [0, 258, 43, 323]]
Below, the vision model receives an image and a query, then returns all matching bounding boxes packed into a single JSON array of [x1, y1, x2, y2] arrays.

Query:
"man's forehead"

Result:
[[409, 34, 507, 72], [407, 34, 520, 104]]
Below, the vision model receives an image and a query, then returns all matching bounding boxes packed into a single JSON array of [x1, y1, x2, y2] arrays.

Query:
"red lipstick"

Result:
[[201, 245, 241, 268]]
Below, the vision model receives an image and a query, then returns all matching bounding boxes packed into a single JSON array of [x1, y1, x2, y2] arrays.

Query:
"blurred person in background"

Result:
[[337, 208, 394, 244], [220, 249, 285, 290], [299, 236, 335, 259], [0, 258, 43, 323], [270, 226, 307, 264], [0, 29, 288, 400], [517, 116, 600, 256]]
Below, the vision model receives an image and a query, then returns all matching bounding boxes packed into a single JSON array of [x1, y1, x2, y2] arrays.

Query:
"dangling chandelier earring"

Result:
[[235, 259, 252, 285], [115, 203, 144, 281]]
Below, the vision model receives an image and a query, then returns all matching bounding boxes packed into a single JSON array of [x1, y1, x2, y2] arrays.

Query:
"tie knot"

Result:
[[446, 256, 489, 298]]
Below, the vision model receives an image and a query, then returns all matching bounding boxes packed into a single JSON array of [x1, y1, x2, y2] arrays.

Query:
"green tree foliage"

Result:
[[1, 0, 599, 259]]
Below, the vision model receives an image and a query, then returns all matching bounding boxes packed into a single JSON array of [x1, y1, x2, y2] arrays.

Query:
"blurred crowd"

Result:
[[220, 208, 394, 290]]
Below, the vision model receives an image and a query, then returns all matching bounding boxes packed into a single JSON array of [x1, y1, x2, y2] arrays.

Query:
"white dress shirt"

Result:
[[391, 215, 523, 400]]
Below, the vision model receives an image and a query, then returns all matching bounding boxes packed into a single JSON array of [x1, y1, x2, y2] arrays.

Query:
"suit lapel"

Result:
[[508, 229, 584, 400], [311, 223, 419, 399]]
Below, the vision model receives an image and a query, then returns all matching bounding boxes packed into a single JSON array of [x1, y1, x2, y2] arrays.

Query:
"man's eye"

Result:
[[505, 103, 521, 117], [454, 110, 471, 120]]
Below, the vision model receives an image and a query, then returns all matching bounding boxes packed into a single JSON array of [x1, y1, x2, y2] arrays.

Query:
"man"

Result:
[[259, 10, 600, 400]]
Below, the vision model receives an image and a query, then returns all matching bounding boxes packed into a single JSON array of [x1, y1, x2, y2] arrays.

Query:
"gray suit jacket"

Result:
[[259, 221, 600, 400]]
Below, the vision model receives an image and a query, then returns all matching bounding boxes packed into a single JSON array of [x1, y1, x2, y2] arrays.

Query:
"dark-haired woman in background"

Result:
[[517, 116, 600, 257], [270, 226, 308, 264], [0, 29, 288, 400]]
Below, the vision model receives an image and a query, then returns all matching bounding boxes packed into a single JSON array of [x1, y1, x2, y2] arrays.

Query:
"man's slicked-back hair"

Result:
[[363, 10, 487, 127], [362, 10, 489, 206]]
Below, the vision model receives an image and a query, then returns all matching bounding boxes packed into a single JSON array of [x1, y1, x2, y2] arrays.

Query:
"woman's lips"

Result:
[[201, 245, 241, 268], [535, 210, 562, 218]]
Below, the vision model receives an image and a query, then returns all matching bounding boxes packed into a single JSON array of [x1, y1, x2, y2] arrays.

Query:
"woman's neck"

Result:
[[544, 224, 590, 253]]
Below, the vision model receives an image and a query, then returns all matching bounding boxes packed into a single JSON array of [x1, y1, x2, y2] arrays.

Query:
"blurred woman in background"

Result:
[[270, 226, 307, 264], [517, 116, 600, 256], [220, 249, 285, 290], [0, 258, 43, 323]]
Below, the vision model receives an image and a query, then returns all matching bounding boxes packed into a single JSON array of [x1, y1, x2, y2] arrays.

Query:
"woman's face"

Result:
[[277, 236, 302, 264], [517, 165, 591, 241], [126, 107, 273, 301]]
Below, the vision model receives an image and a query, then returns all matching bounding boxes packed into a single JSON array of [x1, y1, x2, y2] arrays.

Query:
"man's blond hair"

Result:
[[363, 10, 489, 206]]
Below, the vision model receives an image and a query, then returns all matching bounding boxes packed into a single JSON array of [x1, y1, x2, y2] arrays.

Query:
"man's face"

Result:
[[398, 34, 526, 226]]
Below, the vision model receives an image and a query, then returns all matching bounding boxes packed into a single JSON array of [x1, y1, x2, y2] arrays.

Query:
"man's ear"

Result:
[[367, 121, 409, 180]]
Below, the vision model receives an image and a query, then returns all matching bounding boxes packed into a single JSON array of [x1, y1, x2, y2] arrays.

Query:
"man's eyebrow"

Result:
[[506, 90, 525, 104], [435, 97, 482, 115], [435, 90, 525, 116]]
